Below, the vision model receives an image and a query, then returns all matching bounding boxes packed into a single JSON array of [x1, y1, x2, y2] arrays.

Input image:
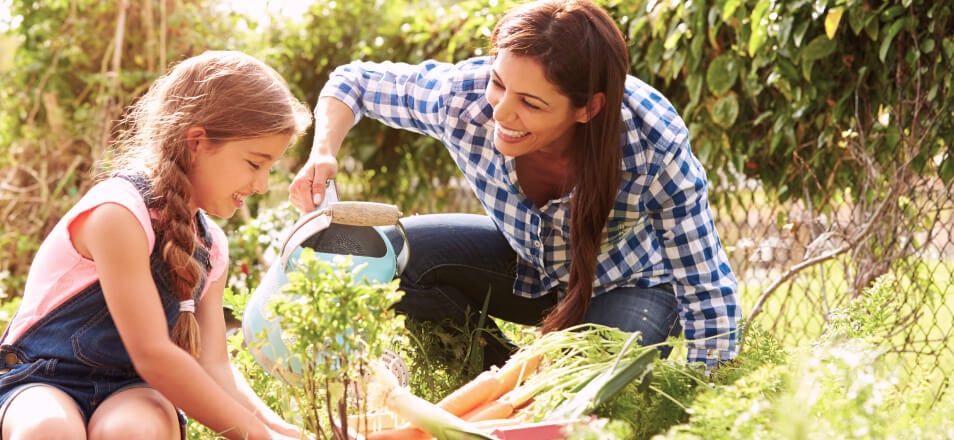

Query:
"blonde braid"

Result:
[[153, 144, 202, 358]]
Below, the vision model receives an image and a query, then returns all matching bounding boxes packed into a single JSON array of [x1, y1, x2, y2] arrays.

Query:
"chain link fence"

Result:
[[382, 164, 953, 395], [713, 171, 953, 392]]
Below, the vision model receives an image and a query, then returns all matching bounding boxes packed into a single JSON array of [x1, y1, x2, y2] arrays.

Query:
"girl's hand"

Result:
[[267, 430, 301, 440], [266, 418, 303, 438], [289, 154, 338, 212]]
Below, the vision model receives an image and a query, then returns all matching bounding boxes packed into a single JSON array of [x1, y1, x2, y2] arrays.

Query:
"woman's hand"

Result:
[[289, 153, 338, 212]]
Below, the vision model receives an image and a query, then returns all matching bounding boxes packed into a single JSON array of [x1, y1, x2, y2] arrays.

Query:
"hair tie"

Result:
[[179, 299, 196, 313]]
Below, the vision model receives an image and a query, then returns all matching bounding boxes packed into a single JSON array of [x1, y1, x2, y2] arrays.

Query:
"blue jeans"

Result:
[[384, 214, 681, 368]]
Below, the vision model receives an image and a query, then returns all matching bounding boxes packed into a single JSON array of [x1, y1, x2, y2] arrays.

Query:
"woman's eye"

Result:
[[491, 79, 503, 89], [247, 161, 262, 170], [524, 101, 541, 110]]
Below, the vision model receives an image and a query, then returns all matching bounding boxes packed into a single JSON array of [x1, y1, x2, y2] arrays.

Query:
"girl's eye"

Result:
[[523, 101, 541, 110], [491, 79, 503, 89], [247, 161, 262, 170]]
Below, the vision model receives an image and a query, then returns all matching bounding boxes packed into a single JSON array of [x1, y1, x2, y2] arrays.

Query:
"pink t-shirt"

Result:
[[2, 177, 229, 344]]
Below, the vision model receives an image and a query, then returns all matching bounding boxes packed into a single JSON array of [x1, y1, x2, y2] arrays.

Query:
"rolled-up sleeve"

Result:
[[319, 60, 457, 139], [644, 139, 741, 369]]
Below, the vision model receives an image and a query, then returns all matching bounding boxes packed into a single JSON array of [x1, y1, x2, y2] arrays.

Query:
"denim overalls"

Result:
[[0, 175, 211, 435]]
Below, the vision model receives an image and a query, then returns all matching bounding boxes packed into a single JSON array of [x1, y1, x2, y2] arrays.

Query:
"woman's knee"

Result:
[[386, 214, 515, 284], [584, 285, 680, 346]]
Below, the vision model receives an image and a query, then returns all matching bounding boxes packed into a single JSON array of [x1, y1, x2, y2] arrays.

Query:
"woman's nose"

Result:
[[492, 93, 516, 123]]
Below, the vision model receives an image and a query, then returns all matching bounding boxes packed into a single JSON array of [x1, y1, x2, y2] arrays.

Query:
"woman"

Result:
[[290, 0, 739, 371]]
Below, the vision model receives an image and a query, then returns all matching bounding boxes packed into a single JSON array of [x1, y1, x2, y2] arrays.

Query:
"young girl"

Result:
[[0, 51, 311, 439], [290, 0, 740, 371]]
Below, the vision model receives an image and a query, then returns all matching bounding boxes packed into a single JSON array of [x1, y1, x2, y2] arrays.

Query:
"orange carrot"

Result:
[[436, 371, 502, 416], [463, 400, 515, 422], [492, 354, 542, 400], [366, 426, 431, 440]]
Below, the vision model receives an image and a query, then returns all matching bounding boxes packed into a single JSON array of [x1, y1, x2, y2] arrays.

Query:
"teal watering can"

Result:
[[242, 187, 409, 384]]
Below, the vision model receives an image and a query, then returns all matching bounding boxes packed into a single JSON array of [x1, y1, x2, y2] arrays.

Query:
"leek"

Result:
[[544, 331, 658, 420]]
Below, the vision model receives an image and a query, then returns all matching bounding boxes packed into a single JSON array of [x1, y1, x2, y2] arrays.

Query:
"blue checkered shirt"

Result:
[[321, 57, 740, 367]]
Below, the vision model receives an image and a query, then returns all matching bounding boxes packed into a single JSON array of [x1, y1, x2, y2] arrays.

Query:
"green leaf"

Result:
[[778, 58, 800, 82], [865, 16, 880, 41], [801, 59, 815, 82], [825, 7, 844, 40], [848, 6, 866, 35], [771, 18, 791, 52], [793, 20, 811, 47], [941, 152, 954, 183], [881, 5, 905, 21], [706, 53, 740, 94], [711, 93, 740, 128], [802, 35, 837, 61], [748, 0, 770, 55], [690, 32, 705, 69], [879, 18, 910, 62], [720, 0, 742, 19]]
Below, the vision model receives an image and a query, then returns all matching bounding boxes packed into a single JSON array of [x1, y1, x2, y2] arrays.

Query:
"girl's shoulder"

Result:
[[67, 177, 157, 249]]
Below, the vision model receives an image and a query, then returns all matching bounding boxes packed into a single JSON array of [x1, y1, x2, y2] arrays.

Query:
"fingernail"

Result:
[[313, 194, 322, 205]]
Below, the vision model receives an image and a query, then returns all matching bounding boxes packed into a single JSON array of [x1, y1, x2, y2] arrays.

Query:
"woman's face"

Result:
[[485, 49, 591, 158], [188, 131, 291, 218]]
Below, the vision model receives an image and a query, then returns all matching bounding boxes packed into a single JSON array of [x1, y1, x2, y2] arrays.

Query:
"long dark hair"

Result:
[[491, 0, 628, 332]]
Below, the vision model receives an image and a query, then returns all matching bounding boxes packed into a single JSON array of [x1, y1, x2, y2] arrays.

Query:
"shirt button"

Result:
[[533, 240, 543, 248]]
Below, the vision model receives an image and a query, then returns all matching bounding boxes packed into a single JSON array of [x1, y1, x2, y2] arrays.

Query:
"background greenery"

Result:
[[0, 0, 952, 438]]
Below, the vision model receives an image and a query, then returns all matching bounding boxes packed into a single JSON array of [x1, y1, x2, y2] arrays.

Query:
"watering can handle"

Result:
[[326, 202, 411, 274], [326, 202, 402, 226], [278, 184, 411, 274]]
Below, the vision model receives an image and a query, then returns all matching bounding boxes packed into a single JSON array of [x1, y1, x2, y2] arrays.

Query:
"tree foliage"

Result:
[[1, 0, 951, 296], [613, 0, 953, 202]]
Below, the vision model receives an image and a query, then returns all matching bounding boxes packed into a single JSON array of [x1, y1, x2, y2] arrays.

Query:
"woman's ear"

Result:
[[184, 127, 207, 154], [575, 93, 606, 123]]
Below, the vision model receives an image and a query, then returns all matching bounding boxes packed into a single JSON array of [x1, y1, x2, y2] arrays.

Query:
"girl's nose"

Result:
[[253, 170, 268, 194]]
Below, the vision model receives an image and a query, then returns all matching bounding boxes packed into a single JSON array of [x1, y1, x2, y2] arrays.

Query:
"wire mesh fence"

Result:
[[713, 173, 953, 392], [381, 167, 954, 395]]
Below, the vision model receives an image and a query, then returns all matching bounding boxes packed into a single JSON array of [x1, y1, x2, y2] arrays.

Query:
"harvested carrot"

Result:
[[366, 426, 430, 440], [436, 371, 502, 416], [492, 354, 542, 400], [367, 361, 493, 439], [463, 400, 515, 422]]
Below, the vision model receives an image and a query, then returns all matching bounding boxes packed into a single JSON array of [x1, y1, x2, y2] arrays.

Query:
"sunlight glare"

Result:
[[219, 0, 317, 25]]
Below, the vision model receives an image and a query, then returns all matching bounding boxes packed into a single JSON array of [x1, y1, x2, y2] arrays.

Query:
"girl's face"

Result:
[[187, 132, 291, 218], [486, 49, 592, 158]]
